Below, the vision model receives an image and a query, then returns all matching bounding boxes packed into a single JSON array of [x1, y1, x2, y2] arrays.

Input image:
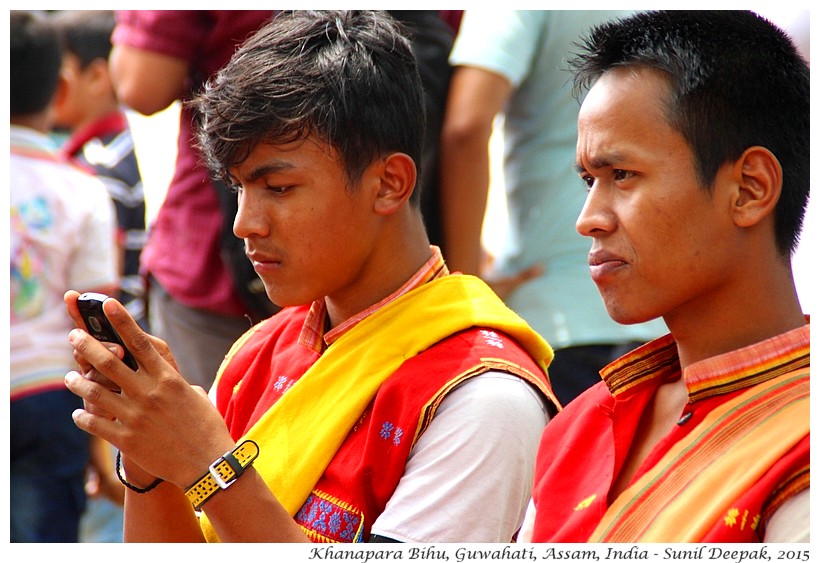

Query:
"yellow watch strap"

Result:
[[185, 440, 259, 511]]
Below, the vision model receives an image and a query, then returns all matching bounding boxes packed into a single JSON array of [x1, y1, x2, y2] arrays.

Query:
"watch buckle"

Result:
[[209, 457, 234, 489]]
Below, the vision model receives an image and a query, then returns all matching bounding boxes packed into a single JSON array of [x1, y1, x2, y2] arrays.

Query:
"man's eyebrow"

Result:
[[575, 152, 626, 174], [244, 160, 296, 183]]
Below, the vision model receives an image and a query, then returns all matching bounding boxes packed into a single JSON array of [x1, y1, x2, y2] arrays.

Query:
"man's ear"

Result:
[[730, 146, 782, 228], [52, 68, 70, 109], [373, 152, 417, 215], [86, 58, 112, 96]]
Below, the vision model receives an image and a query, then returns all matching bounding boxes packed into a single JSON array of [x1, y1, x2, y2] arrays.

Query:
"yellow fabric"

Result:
[[200, 274, 554, 541], [590, 370, 809, 542]]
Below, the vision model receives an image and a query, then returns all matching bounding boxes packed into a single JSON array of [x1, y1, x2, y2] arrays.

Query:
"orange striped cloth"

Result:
[[589, 367, 809, 542], [530, 319, 809, 542]]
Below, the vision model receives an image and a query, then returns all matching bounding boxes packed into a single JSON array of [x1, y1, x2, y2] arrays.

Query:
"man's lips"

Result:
[[588, 250, 628, 282], [246, 252, 281, 271]]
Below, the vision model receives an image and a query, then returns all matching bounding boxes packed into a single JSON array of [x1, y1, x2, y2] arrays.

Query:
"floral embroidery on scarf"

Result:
[[273, 375, 294, 393], [379, 421, 404, 445], [480, 329, 504, 349], [723, 507, 760, 531]]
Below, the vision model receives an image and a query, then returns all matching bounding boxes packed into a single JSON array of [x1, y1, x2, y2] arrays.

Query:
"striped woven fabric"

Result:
[[590, 368, 809, 542]]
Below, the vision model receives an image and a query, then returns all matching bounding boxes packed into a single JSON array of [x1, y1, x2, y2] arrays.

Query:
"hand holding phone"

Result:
[[77, 292, 139, 371]]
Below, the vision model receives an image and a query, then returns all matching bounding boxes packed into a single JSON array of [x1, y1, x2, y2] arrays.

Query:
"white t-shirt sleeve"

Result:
[[763, 487, 810, 543], [370, 371, 550, 543], [449, 10, 545, 87], [516, 498, 537, 542]]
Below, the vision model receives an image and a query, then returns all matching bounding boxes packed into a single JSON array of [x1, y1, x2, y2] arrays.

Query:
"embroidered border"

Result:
[[760, 463, 810, 534], [416, 357, 550, 442], [295, 490, 365, 543]]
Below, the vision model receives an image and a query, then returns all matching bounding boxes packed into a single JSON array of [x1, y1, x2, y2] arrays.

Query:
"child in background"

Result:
[[50, 9, 148, 542], [52, 10, 148, 331], [10, 10, 119, 542]]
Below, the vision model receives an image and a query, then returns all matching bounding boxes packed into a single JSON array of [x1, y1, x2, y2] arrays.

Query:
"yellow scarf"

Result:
[[589, 368, 809, 542], [201, 274, 554, 541]]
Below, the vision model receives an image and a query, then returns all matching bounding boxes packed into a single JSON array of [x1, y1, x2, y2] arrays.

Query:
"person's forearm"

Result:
[[439, 66, 511, 275], [440, 118, 492, 275], [123, 467, 311, 542], [109, 45, 189, 115], [123, 482, 205, 542], [202, 469, 312, 542]]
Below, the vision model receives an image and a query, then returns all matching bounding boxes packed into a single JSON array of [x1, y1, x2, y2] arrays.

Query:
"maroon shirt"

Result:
[[112, 10, 274, 315]]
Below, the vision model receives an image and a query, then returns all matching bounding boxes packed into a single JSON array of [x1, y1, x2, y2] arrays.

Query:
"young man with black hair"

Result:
[[64, 10, 558, 543], [521, 10, 810, 543]]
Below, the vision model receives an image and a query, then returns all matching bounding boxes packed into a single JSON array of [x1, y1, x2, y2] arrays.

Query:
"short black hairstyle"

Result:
[[569, 10, 810, 256], [10, 10, 63, 116], [192, 10, 426, 204], [51, 10, 115, 69]]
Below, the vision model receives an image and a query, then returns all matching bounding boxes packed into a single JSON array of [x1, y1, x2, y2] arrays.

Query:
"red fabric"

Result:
[[60, 111, 129, 159], [300, 326, 550, 542], [438, 10, 463, 34], [215, 306, 318, 438], [215, 306, 552, 542], [531, 368, 810, 542]]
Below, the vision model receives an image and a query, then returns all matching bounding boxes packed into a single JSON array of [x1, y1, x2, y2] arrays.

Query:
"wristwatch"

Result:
[[184, 440, 260, 511]]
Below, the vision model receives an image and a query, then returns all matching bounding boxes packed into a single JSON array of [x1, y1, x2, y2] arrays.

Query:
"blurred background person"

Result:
[[755, 9, 814, 318], [388, 11, 460, 254], [52, 10, 148, 331], [10, 10, 119, 543], [50, 9, 145, 542], [441, 10, 667, 406], [108, 10, 276, 390]]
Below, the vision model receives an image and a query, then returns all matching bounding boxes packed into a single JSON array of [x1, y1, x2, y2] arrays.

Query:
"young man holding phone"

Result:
[[64, 10, 558, 543]]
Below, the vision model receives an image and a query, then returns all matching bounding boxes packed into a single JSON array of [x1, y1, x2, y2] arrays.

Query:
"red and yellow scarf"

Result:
[[201, 275, 554, 541]]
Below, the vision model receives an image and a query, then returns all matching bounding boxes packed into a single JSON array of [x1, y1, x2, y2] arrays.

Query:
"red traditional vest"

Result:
[[531, 366, 809, 542], [215, 306, 555, 542]]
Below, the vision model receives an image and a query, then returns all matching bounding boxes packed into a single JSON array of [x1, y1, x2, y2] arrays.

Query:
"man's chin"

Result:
[[264, 288, 312, 309], [604, 304, 659, 326]]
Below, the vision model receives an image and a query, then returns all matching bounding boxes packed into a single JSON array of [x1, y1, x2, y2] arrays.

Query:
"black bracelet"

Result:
[[115, 450, 164, 493]]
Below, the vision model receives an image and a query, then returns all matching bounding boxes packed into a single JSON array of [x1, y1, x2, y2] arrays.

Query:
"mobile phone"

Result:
[[77, 292, 138, 371]]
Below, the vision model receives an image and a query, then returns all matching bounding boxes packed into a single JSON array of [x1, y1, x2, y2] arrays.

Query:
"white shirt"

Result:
[[371, 371, 551, 542], [10, 125, 118, 397]]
